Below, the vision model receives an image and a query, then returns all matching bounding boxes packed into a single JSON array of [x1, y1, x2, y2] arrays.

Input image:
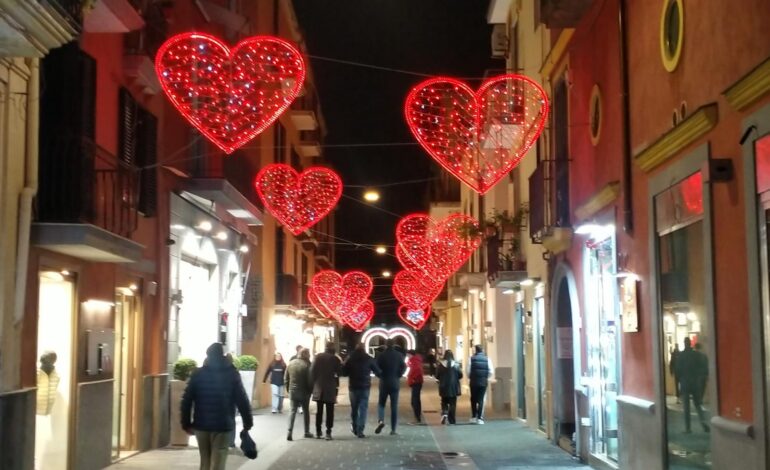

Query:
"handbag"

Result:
[[240, 429, 257, 460]]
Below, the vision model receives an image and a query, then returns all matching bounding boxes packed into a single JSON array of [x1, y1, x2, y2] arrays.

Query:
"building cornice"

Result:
[[540, 28, 575, 79], [634, 104, 718, 172], [723, 57, 770, 111], [574, 181, 620, 221]]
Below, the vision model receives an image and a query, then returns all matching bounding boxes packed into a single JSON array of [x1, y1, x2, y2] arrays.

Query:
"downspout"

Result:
[[619, 0, 633, 234], [13, 58, 39, 326]]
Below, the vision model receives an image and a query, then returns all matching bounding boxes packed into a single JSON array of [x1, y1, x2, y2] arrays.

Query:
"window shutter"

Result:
[[118, 88, 138, 165], [137, 108, 158, 217]]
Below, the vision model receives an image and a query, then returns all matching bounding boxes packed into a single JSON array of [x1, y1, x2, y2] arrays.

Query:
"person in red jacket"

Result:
[[406, 350, 424, 424]]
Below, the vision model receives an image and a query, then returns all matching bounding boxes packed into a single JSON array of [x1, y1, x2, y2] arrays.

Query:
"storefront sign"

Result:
[[619, 276, 640, 332]]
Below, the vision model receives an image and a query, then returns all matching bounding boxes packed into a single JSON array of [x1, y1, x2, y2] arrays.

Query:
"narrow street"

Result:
[[107, 379, 585, 470]]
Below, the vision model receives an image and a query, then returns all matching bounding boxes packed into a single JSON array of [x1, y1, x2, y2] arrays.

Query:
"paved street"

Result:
[[107, 379, 584, 470]]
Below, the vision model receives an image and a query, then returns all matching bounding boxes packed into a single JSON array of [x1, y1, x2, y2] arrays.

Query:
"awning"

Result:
[[181, 178, 263, 226]]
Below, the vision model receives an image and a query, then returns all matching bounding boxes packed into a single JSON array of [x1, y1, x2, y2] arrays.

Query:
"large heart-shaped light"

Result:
[[311, 270, 373, 320], [156, 33, 305, 154], [255, 164, 342, 235], [342, 300, 374, 332], [405, 74, 548, 194], [396, 213, 482, 281], [392, 270, 443, 310], [308, 287, 338, 321], [398, 305, 431, 330]]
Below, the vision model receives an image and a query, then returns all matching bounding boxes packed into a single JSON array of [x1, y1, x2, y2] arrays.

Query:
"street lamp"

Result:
[[381, 270, 392, 278], [363, 190, 380, 202], [375, 245, 387, 254]]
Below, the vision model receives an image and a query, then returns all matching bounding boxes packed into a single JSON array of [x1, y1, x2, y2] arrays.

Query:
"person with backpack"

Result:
[[181, 343, 253, 470]]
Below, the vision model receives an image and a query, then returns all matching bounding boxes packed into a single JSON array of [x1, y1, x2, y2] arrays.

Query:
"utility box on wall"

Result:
[[85, 329, 114, 376]]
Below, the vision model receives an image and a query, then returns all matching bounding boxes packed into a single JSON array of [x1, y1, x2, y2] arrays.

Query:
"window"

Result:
[[118, 88, 158, 217], [660, 0, 684, 72]]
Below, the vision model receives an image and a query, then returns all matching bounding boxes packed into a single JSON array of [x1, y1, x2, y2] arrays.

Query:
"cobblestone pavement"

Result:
[[107, 379, 586, 470]]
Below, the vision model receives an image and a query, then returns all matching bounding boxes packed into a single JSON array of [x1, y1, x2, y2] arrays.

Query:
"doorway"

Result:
[[112, 287, 140, 460], [553, 277, 576, 449], [515, 302, 526, 419], [535, 296, 547, 430], [35, 271, 75, 470]]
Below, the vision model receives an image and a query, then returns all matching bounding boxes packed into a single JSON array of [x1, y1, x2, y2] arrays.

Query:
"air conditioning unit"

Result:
[[491, 23, 509, 58]]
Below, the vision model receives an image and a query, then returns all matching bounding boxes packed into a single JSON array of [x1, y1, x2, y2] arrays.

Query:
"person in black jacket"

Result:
[[375, 340, 407, 435], [311, 342, 342, 440], [263, 352, 287, 413], [181, 342, 253, 470], [437, 350, 462, 425], [468, 345, 493, 424], [342, 343, 382, 438]]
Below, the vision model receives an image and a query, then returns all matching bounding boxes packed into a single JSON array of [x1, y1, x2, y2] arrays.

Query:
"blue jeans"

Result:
[[377, 385, 399, 431], [349, 387, 370, 435]]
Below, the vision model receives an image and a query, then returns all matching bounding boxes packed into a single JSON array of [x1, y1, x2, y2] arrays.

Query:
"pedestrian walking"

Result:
[[437, 350, 462, 425], [676, 338, 710, 433], [406, 349, 424, 424], [285, 348, 313, 441], [468, 344, 493, 424], [181, 343, 253, 470], [289, 344, 303, 361], [311, 342, 342, 440], [669, 345, 681, 403], [342, 343, 381, 438], [375, 339, 406, 435], [263, 352, 287, 413]]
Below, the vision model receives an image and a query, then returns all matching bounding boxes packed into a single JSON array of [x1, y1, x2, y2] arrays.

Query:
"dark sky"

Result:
[[292, 0, 496, 324]]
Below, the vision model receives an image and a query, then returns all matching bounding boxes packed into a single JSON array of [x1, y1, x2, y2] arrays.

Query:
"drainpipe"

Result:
[[13, 58, 39, 326], [619, 0, 633, 234]]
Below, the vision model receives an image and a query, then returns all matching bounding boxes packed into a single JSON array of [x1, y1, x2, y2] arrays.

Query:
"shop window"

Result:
[[655, 171, 712, 468], [660, 0, 684, 72], [754, 134, 770, 193]]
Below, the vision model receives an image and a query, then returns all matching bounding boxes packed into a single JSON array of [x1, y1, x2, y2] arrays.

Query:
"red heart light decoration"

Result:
[[398, 305, 431, 330], [311, 270, 373, 320], [342, 300, 374, 332], [405, 74, 549, 194], [156, 33, 305, 154], [308, 287, 339, 321], [255, 164, 342, 235], [396, 213, 482, 282], [392, 270, 443, 310]]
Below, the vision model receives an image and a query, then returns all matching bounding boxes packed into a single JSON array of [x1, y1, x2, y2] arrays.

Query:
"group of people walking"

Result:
[[179, 340, 494, 469]]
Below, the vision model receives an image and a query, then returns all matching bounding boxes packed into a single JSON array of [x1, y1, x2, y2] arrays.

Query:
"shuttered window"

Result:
[[137, 108, 158, 216], [118, 88, 138, 165]]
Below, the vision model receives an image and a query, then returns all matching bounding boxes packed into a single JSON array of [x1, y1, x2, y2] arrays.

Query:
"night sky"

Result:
[[292, 0, 496, 325]]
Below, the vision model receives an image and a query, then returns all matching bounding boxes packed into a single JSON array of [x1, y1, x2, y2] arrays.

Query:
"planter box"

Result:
[[239, 371, 256, 406], [169, 380, 189, 446]]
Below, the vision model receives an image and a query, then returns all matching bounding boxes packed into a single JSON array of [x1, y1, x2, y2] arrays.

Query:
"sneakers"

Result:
[[390, 430, 398, 436], [470, 417, 477, 424], [286, 433, 292, 441], [375, 421, 385, 434], [304, 433, 314, 438], [441, 415, 448, 425], [325, 433, 333, 441], [477, 418, 485, 425], [357, 433, 366, 438], [351, 424, 357, 436]]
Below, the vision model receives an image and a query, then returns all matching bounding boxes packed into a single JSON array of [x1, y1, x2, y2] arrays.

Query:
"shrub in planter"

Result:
[[173, 358, 197, 381], [237, 355, 259, 371]]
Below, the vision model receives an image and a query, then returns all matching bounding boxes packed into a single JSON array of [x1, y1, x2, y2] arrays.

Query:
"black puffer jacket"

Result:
[[180, 358, 253, 432], [342, 349, 381, 390], [376, 347, 406, 390], [437, 360, 463, 398]]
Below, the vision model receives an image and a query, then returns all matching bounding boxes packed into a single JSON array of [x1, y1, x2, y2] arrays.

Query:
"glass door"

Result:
[[112, 289, 138, 460], [536, 297, 547, 429], [585, 236, 621, 462], [515, 302, 526, 419]]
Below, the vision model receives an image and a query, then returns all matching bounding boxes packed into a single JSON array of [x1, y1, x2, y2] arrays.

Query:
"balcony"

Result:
[[539, 0, 594, 28], [529, 159, 573, 254], [83, 0, 144, 33], [290, 95, 319, 131], [0, 0, 80, 57], [123, 0, 167, 95], [486, 235, 528, 288], [33, 137, 144, 262], [298, 129, 321, 158], [276, 273, 300, 307]]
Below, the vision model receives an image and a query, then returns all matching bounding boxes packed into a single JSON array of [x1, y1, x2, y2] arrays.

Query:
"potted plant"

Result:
[[170, 358, 197, 446], [456, 220, 483, 241], [237, 355, 259, 405]]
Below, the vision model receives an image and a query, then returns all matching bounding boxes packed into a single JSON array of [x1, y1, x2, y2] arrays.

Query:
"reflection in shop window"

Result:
[[656, 171, 712, 469]]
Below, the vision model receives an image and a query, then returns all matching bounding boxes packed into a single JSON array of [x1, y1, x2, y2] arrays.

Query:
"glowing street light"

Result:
[[381, 270, 392, 278], [363, 190, 380, 202], [375, 245, 387, 254]]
